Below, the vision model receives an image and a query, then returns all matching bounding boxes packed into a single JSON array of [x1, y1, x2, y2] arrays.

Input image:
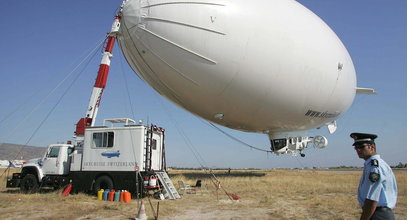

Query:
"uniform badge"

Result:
[[369, 172, 380, 182]]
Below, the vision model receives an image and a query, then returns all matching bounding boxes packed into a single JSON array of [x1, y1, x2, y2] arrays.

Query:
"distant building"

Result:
[[0, 159, 25, 168], [0, 160, 9, 168], [11, 160, 25, 167]]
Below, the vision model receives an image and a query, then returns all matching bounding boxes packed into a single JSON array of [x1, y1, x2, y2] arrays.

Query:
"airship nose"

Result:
[[121, 0, 142, 28]]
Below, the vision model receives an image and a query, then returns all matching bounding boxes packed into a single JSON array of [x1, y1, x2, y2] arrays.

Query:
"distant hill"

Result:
[[0, 143, 46, 160]]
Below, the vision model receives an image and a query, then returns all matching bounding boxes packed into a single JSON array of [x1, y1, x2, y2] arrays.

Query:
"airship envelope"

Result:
[[117, 0, 357, 155]]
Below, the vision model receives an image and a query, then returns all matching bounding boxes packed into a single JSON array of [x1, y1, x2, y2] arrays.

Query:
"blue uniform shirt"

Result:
[[358, 154, 398, 208]]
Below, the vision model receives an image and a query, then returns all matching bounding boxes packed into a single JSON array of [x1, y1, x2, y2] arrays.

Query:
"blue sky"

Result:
[[0, 0, 406, 168]]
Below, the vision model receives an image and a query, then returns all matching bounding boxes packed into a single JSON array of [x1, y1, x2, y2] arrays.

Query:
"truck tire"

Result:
[[93, 175, 113, 193], [20, 174, 39, 194]]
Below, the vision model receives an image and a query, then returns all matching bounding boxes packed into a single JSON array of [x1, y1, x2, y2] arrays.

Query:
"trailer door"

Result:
[[150, 132, 163, 170]]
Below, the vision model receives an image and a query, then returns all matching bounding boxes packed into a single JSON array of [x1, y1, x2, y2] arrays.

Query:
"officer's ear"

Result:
[[370, 143, 376, 152]]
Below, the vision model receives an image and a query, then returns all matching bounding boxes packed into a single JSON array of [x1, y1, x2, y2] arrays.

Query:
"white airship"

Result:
[[116, 0, 374, 155]]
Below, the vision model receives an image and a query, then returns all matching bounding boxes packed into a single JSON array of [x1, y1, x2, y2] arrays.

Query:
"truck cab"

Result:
[[7, 144, 74, 193], [41, 144, 73, 175]]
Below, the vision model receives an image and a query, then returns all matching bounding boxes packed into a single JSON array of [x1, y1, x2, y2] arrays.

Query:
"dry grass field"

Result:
[[0, 168, 405, 219]]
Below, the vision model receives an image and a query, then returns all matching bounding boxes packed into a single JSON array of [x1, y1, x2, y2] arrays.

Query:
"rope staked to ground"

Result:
[[154, 95, 238, 201]]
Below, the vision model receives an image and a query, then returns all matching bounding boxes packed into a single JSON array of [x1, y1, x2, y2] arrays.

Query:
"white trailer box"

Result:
[[69, 119, 166, 193], [81, 125, 162, 171]]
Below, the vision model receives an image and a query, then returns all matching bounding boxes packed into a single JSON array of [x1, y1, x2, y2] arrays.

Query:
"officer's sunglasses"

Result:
[[354, 143, 371, 149]]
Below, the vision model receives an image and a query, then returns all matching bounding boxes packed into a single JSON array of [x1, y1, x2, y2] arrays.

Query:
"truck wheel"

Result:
[[20, 174, 39, 194], [94, 176, 113, 193]]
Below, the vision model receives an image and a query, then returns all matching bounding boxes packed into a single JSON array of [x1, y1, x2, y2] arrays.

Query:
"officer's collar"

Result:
[[364, 154, 380, 166]]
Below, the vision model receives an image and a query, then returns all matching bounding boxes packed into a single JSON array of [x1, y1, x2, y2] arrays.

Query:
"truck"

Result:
[[6, 11, 180, 199], [7, 118, 176, 197]]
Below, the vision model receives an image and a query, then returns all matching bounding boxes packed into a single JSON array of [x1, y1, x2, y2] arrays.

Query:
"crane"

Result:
[[74, 16, 121, 143]]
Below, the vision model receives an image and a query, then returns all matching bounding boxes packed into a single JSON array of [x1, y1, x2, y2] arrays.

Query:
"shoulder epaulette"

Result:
[[371, 159, 379, 167]]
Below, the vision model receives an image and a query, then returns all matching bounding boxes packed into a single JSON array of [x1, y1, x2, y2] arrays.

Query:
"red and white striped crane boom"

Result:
[[74, 16, 121, 141]]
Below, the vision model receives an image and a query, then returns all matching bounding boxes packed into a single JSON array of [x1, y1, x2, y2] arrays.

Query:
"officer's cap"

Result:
[[350, 133, 378, 146]]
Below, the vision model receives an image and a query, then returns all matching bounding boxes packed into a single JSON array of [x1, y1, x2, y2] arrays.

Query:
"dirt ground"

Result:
[[0, 190, 353, 220], [0, 169, 406, 220]]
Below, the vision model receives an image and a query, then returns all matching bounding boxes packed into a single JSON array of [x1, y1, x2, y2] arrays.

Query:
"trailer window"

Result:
[[92, 132, 114, 148], [152, 139, 157, 150]]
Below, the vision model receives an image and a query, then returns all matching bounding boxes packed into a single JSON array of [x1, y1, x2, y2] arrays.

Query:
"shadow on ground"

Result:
[[169, 172, 266, 180], [1, 188, 57, 194]]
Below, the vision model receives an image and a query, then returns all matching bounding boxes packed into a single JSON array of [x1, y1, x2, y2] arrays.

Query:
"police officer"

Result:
[[351, 133, 398, 220]]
